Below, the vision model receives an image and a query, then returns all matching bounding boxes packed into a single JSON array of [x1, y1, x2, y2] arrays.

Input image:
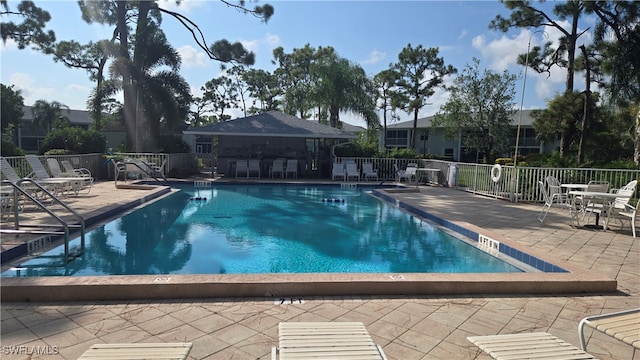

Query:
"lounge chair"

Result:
[[78, 342, 193, 360], [270, 158, 285, 179], [578, 308, 639, 351], [362, 162, 379, 181], [47, 158, 93, 193], [272, 322, 387, 360], [345, 161, 360, 181], [468, 332, 596, 359], [19, 156, 82, 196], [248, 159, 261, 178], [285, 159, 298, 179], [331, 162, 346, 181], [235, 160, 249, 178]]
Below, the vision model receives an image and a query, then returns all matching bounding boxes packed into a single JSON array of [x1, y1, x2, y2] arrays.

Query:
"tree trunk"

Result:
[[577, 45, 590, 164], [116, 1, 135, 151], [635, 108, 640, 165]]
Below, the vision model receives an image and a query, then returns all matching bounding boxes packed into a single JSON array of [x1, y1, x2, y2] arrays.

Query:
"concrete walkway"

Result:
[[1, 181, 638, 359]]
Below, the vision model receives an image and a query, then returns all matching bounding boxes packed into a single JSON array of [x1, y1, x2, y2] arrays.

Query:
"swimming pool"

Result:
[[3, 184, 524, 277]]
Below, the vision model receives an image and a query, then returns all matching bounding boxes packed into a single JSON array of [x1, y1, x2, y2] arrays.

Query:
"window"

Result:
[[444, 148, 454, 159], [386, 130, 408, 147], [419, 130, 428, 141]]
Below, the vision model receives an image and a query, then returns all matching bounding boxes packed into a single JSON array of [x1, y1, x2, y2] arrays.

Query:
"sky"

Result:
[[0, 0, 596, 127]]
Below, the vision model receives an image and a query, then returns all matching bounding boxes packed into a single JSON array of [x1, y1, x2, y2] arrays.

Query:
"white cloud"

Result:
[[0, 38, 18, 52], [264, 33, 280, 47], [156, 0, 205, 13], [458, 30, 468, 41], [241, 39, 259, 53], [361, 49, 386, 65], [178, 45, 208, 68]]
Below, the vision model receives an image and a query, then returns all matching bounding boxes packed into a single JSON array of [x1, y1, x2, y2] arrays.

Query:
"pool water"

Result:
[[3, 184, 523, 276]]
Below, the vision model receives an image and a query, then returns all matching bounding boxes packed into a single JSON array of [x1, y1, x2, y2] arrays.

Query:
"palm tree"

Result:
[[31, 100, 70, 133], [312, 56, 378, 129]]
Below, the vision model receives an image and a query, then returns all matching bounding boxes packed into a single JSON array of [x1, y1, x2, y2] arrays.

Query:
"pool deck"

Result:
[[1, 180, 639, 359]]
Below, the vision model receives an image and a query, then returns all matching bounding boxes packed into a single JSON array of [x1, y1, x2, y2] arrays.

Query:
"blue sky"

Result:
[[1, 0, 593, 126]]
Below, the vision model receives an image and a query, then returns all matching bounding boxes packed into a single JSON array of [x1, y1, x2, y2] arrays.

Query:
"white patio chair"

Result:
[[47, 158, 93, 193], [395, 163, 417, 183], [362, 162, 379, 181], [538, 180, 574, 223], [331, 162, 346, 181], [285, 159, 298, 179], [235, 160, 249, 178], [248, 159, 261, 178], [583, 180, 635, 227], [345, 161, 360, 181], [270, 158, 285, 179]]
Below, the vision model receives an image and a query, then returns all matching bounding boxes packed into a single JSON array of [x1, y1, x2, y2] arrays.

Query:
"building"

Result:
[[382, 110, 558, 162], [183, 111, 358, 178], [12, 106, 125, 153]]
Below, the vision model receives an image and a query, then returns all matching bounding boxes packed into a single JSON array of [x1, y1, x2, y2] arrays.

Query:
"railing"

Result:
[[3, 153, 200, 181], [334, 157, 640, 203]]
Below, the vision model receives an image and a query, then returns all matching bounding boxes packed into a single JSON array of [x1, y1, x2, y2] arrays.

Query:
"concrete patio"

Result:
[[1, 180, 638, 359]]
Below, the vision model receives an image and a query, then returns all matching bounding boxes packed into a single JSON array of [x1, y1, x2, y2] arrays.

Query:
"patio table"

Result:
[[568, 190, 629, 230]]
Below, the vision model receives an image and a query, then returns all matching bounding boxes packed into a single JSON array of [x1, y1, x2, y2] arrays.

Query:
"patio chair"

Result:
[[582, 180, 635, 228], [331, 162, 346, 181], [47, 158, 93, 193], [285, 159, 298, 179], [248, 159, 261, 178], [235, 160, 249, 178], [395, 163, 417, 183], [468, 332, 596, 359], [270, 158, 285, 179], [271, 322, 387, 360], [608, 200, 640, 238], [362, 162, 379, 181], [538, 180, 574, 223], [345, 161, 360, 181]]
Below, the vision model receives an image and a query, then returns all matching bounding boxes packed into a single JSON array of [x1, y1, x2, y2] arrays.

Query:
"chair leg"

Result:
[[632, 217, 636, 238], [538, 203, 551, 223]]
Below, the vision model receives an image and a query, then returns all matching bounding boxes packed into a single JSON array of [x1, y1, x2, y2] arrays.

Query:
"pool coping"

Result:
[[0, 184, 617, 302]]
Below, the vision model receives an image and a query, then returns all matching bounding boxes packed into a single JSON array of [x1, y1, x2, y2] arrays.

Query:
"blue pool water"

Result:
[[3, 184, 523, 276]]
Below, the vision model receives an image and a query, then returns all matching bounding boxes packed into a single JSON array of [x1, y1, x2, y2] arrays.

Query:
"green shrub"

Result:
[[40, 127, 107, 154], [0, 139, 24, 156], [156, 134, 191, 153]]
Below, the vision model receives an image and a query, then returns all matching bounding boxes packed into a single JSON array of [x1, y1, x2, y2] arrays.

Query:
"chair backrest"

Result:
[[61, 160, 76, 173], [538, 180, 550, 204], [612, 181, 637, 208], [332, 162, 344, 173], [236, 160, 248, 170], [0, 157, 22, 183], [272, 159, 284, 171], [248, 159, 260, 169], [25, 155, 51, 179], [586, 180, 609, 193], [286, 159, 297, 170], [545, 176, 561, 187], [46, 158, 65, 177]]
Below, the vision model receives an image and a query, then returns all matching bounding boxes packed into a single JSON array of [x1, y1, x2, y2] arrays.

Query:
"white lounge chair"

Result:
[[578, 308, 639, 351], [332, 162, 346, 181], [468, 332, 596, 359], [362, 162, 379, 181], [235, 160, 249, 178], [78, 342, 193, 360], [285, 159, 298, 179], [25, 155, 86, 196], [272, 322, 387, 360], [47, 158, 93, 193], [248, 159, 261, 178], [270, 158, 285, 179]]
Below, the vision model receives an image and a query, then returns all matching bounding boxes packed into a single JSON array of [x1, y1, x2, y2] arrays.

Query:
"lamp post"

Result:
[[513, 29, 547, 167]]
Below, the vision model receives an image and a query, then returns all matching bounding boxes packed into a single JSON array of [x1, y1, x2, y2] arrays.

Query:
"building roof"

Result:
[[22, 105, 94, 125], [387, 109, 538, 129], [183, 111, 357, 139]]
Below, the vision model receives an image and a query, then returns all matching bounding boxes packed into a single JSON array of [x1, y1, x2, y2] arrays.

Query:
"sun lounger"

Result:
[[578, 308, 639, 351], [467, 332, 596, 359], [77, 342, 192, 360], [272, 322, 387, 360]]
